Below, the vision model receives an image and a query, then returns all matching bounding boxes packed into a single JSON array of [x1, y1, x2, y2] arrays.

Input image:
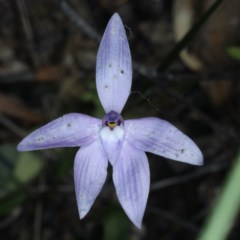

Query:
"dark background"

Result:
[[0, 0, 240, 239]]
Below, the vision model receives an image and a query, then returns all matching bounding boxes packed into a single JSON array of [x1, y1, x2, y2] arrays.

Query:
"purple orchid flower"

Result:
[[17, 13, 203, 228]]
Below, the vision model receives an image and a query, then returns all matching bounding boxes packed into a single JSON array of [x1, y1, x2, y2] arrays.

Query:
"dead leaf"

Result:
[[0, 93, 44, 123], [35, 65, 61, 82]]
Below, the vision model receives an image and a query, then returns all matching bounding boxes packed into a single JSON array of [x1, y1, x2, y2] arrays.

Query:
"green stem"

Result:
[[198, 153, 240, 240], [158, 0, 224, 72]]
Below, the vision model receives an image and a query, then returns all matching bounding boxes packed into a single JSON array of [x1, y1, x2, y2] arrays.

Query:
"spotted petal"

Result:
[[96, 13, 132, 113], [125, 118, 203, 165], [17, 113, 101, 151], [74, 140, 108, 218], [113, 142, 150, 228]]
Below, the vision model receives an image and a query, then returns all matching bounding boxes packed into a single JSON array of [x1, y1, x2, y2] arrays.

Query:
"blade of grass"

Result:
[[197, 153, 240, 240], [158, 0, 224, 72]]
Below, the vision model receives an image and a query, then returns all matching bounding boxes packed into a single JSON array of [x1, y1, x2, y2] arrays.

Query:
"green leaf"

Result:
[[103, 207, 130, 240], [0, 193, 26, 215], [0, 144, 44, 200], [227, 46, 240, 61], [14, 151, 44, 183], [198, 152, 240, 240]]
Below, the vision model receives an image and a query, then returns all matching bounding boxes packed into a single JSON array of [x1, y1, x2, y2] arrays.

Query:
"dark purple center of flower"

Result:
[[102, 110, 124, 129]]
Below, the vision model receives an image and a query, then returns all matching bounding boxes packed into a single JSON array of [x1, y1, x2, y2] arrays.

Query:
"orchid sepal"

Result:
[[96, 13, 132, 113], [17, 113, 101, 151]]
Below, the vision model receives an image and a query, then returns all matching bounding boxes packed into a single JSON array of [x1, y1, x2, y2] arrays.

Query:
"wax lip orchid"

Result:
[[17, 13, 203, 228]]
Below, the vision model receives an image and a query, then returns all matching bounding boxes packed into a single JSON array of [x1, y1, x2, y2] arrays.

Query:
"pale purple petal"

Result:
[[125, 118, 203, 166], [99, 126, 125, 165], [17, 114, 101, 151], [113, 142, 150, 228], [96, 13, 132, 113], [74, 140, 108, 218]]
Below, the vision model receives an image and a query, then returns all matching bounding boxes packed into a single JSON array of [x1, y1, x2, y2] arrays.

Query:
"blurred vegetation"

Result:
[[0, 0, 240, 239]]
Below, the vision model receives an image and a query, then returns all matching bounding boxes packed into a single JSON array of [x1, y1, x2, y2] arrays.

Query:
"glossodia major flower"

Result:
[[17, 13, 203, 228]]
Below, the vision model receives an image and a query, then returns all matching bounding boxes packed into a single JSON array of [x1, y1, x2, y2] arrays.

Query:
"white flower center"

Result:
[[99, 126, 125, 165]]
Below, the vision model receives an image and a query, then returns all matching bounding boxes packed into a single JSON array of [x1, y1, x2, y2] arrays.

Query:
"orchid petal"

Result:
[[99, 126, 125, 165], [113, 142, 150, 228], [96, 13, 132, 113], [74, 140, 108, 219], [17, 114, 101, 151], [125, 118, 203, 165]]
